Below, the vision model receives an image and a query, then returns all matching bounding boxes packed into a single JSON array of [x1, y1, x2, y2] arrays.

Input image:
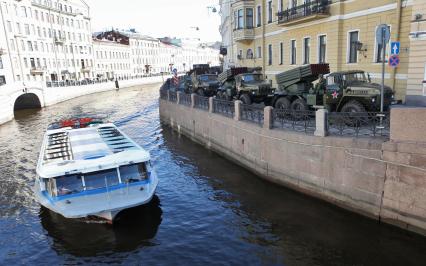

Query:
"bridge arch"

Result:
[[14, 93, 42, 110], [12, 88, 45, 112]]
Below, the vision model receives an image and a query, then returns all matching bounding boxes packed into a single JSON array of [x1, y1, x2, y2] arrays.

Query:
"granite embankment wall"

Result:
[[159, 98, 426, 236], [0, 76, 167, 125]]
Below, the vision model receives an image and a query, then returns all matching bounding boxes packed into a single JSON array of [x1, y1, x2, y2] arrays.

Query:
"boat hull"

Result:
[[34, 171, 159, 222]]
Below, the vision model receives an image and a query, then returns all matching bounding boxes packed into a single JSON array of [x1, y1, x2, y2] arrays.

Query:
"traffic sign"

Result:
[[376, 24, 390, 46], [391, 42, 400, 55], [389, 54, 400, 68]]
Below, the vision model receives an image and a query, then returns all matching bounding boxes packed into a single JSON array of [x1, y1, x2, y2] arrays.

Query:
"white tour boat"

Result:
[[34, 118, 158, 222]]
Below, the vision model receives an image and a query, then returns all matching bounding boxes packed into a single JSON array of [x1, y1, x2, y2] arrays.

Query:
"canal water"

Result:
[[0, 84, 425, 265]]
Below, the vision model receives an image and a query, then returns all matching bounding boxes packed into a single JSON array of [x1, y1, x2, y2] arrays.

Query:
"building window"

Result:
[[291, 40, 296, 65], [348, 31, 359, 63], [256, 6, 262, 27], [6, 21, 12, 32], [268, 44, 272, 65], [303, 37, 310, 64], [279, 42, 284, 65], [0, 57, 3, 69], [10, 39, 15, 51], [267, 1, 272, 23], [237, 9, 244, 29], [246, 8, 254, 29], [238, 49, 243, 60], [318, 35, 327, 63], [257, 46, 262, 58], [375, 26, 391, 63], [247, 49, 254, 59], [0, 75, 5, 86], [279, 0, 284, 12]]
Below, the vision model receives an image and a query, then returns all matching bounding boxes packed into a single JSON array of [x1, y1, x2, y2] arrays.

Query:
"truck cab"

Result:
[[194, 74, 220, 97], [218, 69, 274, 104], [321, 71, 394, 112]]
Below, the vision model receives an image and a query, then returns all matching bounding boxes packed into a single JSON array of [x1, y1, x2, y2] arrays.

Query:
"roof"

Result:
[[37, 123, 150, 178]]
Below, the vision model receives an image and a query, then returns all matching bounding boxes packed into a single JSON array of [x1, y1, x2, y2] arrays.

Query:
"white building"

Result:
[[93, 39, 131, 80], [219, 0, 235, 69], [0, 0, 94, 88], [0, 1, 220, 89], [159, 37, 220, 73], [93, 31, 220, 77]]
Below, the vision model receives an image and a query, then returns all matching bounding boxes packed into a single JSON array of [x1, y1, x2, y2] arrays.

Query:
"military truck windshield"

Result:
[[199, 75, 217, 82], [342, 72, 367, 83], [241, 74, 263, 83]]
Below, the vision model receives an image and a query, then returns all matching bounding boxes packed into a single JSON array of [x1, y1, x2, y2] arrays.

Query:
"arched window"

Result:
[[246, 49, 254, 59]]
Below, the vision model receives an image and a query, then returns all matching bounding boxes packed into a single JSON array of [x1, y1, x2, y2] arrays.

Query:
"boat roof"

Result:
[[37, 123, 150, 178]]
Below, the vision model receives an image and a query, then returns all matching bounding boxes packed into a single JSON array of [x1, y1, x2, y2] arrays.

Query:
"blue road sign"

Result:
[[389, 54, 400, 68], [391, 42, 400, 55]]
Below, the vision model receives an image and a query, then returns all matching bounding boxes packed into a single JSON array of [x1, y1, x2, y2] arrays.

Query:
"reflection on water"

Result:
[[39, 196, 162, 257]]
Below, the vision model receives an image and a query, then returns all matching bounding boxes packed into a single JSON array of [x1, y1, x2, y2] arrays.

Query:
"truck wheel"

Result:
[[341, 101, 368, 127], [197, 89, 205, 96], [290, 98, 309, 111], [274, 97, 291, 110], [341, 101, 366, 113], [239, 94, 252, 105]]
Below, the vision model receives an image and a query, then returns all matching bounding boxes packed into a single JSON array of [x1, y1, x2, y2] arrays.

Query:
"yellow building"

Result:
[[230, 0, 412, 102], [406, 0, 426, 106]]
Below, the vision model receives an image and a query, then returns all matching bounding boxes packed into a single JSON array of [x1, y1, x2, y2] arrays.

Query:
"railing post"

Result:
[[177, 91, 181, 105], [191, 93, 196, 108], [208, 97, 214, 113], [167, 90, 170, 101], [234, 100, 242, 121], [263, 106, 273, 129], [314, 108, 328, 137]]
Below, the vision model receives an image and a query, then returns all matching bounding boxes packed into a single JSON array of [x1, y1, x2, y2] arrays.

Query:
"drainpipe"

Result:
[[262, 0, 266, 72], [391, 0, 403, 93]]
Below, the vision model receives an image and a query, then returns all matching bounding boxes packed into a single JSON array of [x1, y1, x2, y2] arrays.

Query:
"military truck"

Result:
[[217, 67, 274, 105], [186, 64, 220, 97], [273, 64, 394, 112]]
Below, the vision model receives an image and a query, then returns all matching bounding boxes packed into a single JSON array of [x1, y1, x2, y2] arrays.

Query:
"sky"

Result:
[[86, 0, 221, 42]]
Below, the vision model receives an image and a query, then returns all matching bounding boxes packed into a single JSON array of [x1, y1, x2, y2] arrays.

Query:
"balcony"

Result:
[[54, 36, 66, 45], [233, 28, 255, 42], [277, 0, 331, 26], [30, 67, 46, 75]]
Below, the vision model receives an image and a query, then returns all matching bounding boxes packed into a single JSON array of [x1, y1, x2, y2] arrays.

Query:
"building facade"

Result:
[[406, 0, 426, 106], [219, 0, 236, 69], [229, 0, 412, 102], [0, 1, 220, 90], [93, 31, 220, 78], [0, 0, 94, 87], [93, 39, 131, 80]]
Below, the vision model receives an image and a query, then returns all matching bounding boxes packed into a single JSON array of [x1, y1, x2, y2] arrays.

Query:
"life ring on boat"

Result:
[[60, 118, 94, 128]]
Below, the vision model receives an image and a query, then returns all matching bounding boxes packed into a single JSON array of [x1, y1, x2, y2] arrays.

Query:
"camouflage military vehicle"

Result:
[[273, 64, 394, 112], [217, 67, 274, 105], [187, 64, 220, 97]]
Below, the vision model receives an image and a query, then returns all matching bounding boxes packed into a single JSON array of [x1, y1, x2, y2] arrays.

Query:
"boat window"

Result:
[[84, 169, 120, 191], [55, 175, 84, 196], [119, 163, 148, 183]]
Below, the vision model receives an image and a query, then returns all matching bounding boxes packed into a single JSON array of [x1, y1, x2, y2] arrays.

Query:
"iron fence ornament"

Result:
[[241, 104, 264, 126], [272, 109, 316, 133], [213, 99, 235, 118]]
